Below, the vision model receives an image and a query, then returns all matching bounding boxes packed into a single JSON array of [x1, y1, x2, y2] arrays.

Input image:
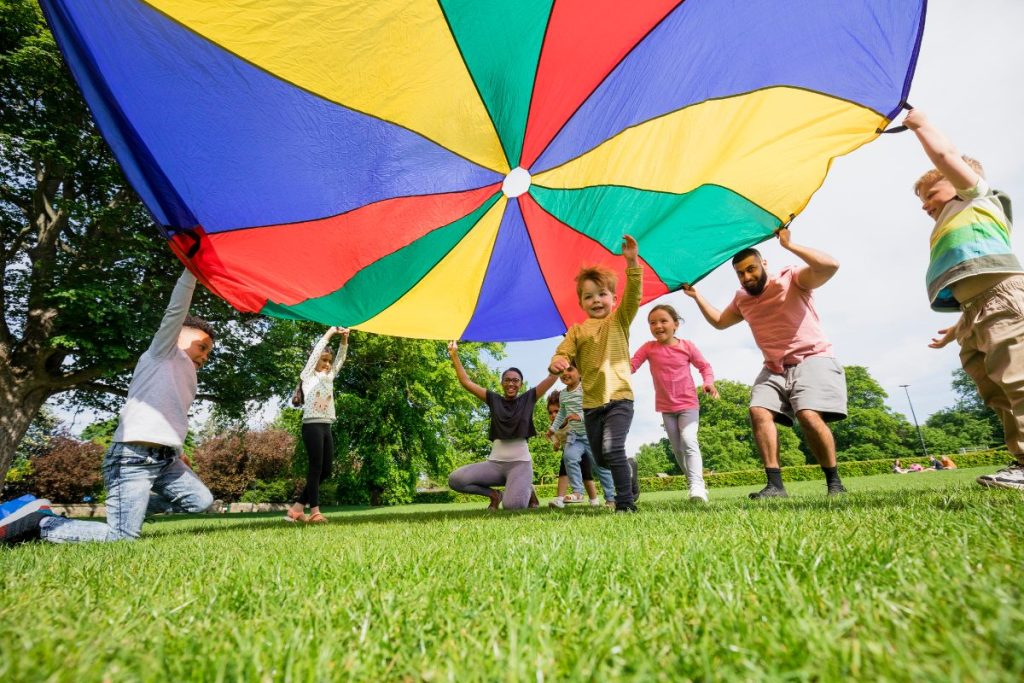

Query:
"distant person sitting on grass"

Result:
[[905, 109, 1024, 491], [930, 456, 945, 470], [447, 342, 558, 511], [893, 459, 908, 474], [2, 269, 215, 546], [285, 326, 349, 524], [941, 455, 957, 470], [682, 229, 848, 499]]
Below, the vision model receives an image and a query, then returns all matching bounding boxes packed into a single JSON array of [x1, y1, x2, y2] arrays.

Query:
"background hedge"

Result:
[[412, 449, 1011, 504]]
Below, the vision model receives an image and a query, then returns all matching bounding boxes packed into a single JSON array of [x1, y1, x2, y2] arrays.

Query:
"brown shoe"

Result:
[[306, 512, 328, 524]]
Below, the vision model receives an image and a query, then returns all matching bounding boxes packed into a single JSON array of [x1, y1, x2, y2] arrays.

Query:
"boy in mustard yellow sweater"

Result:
[[550, 236, 642, 512]]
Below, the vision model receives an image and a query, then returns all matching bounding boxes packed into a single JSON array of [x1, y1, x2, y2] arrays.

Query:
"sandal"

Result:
[[306, 512, 328, 524], [563, 493, 585, 504], [284, 508, 307, 523]]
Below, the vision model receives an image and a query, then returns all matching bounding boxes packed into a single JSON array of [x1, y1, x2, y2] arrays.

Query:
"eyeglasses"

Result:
[[501, 377, 522, 384]]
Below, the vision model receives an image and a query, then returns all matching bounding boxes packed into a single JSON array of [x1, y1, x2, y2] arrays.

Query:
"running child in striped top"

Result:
[[549, 235, 642, 512], [546, 366, 616, 509], [631, 304, 718, 502]]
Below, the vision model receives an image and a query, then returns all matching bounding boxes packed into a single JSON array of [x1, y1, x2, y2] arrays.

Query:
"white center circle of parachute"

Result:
[[501, 167, 531, 198]]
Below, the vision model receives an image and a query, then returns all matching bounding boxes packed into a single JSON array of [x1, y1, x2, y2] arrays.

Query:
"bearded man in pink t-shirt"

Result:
[[682, 228, 848, 499]]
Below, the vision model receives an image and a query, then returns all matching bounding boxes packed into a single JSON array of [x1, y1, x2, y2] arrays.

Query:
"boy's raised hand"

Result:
[[681, 284, 698, 299], [621, 234, 639, 266], [618, 236, 634, 266], [549, 356, 570, 374], [928, 326, 956, 349]]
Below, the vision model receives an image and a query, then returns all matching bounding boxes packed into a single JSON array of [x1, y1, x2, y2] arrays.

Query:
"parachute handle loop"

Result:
[[181, 228, 202, 258], [877, 102, 914, 135], [775, 214, 796, 236]]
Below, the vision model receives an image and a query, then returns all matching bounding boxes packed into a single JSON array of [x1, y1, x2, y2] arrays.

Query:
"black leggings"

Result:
[[299, 422, 333, 508]]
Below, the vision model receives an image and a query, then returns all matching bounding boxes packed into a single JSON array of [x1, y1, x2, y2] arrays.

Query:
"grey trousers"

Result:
[[448, 459, 534, 509]]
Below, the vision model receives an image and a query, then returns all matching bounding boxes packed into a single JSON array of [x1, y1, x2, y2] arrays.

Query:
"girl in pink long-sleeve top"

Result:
[[631, 304, 719, 502]]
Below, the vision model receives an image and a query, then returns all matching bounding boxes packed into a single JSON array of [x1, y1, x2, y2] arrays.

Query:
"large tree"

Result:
[[0, 2, 300, 481]]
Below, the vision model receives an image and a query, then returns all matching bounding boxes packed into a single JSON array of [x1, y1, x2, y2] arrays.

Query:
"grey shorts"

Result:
[[750, 356, 847, 426]]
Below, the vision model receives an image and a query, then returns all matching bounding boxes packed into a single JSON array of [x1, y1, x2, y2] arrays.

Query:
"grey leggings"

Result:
[[448, 459, 534, 509]]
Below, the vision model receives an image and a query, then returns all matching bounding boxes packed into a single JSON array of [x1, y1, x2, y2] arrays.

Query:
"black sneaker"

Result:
[[614, 504, 638, 513], [748, 485, 788, 499], [827, 483, 848, 496]]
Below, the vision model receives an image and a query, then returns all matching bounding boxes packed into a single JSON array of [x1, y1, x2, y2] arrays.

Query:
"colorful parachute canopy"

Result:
[[41, 0, 925, 341]]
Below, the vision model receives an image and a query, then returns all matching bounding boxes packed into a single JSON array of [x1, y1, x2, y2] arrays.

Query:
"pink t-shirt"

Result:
[[631, 339, 715, 412], [724, 265, 832, 374]]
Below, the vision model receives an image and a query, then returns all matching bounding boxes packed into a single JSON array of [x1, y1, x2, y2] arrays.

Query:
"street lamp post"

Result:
[[900, 384, 928, 457]]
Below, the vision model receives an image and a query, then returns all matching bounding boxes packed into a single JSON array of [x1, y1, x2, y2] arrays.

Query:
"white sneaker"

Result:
[[689, 491, 709, 503], [588, 498, 601, 507], [548, 496, 565, 509], [976, 464, 1024, 491]]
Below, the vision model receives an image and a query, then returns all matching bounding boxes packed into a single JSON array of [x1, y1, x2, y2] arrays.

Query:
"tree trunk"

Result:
[[0, 363, 50, 486]]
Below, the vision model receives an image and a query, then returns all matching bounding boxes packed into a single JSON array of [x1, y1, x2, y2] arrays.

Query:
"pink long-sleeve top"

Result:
[[631, 338, 714, 413]]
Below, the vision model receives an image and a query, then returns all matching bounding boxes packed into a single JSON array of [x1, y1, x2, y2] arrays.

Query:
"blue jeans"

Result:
[[564, 433, 615, 501], [39, 442, 213, 543]]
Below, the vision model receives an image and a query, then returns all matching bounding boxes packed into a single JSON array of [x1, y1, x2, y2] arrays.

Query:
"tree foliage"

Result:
[[29, 435, 104, 503], [192, 429, 295, 502], [635, 439, 679, 478]]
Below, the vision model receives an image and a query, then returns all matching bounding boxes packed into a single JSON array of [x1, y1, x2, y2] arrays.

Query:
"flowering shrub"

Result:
[[192, 429, 294, 501], [31, 437, 104, 503]]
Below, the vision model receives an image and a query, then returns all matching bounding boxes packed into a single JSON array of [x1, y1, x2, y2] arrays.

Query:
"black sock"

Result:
[[822, 466, 842, 487], [765, 468, 784, 489]]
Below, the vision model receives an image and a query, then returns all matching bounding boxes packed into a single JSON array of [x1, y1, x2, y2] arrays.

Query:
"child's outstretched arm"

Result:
[[148, 269, 197, 358], [551, 400, 570, 433], [904, 109, 980, 191], [330, 328, 350, 375], [300, 327, 337, 379], [630, 343, 649, 373], [616, 234, 643, 325], [549, 329, 578, 375], [680, 284, 743, 330], [533, 371, 559, 401], [448, 341, 487, 402], [687, 341, 719, 398]]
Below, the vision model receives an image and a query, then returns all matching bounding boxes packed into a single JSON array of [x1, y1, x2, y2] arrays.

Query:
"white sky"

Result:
[[55, 1, 1024, 454], [502, 0, 1024, 455]]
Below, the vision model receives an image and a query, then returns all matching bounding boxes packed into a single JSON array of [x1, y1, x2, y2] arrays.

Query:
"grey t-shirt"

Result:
[[112, 270, 197, 452]]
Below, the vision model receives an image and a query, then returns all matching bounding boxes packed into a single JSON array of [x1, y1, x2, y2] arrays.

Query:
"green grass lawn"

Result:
[[2, 466, 1022, 682]]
